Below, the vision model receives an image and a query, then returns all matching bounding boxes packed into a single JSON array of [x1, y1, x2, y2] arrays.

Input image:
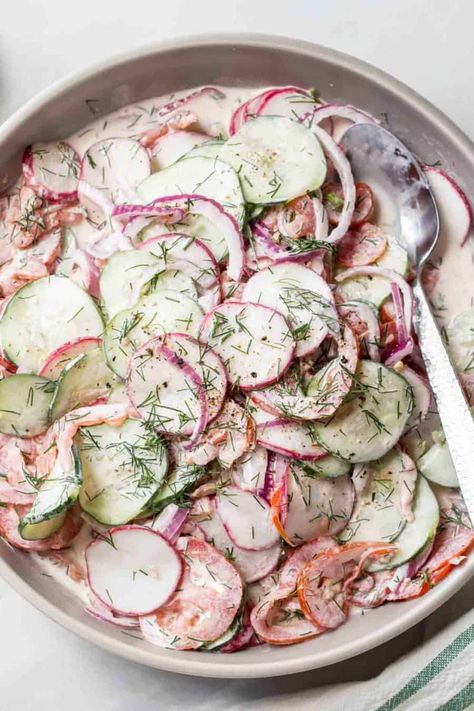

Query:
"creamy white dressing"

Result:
[[5, 82, 472, 636]]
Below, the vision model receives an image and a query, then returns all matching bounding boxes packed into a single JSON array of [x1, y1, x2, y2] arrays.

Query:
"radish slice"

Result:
[[278, 538, 339, 594], [85, 525, 182, 616], [425, 166, 473, 246], [250, 588, 322, 645], [311, 124, 356, 244], [279, 465, 354, 545], [216, 485, 279, 551], [80, 138, 151, 221], [400, 365, 431, 428], [151, 130, 211, 169], [199, 301, 295, 389], [256, 87, 319, 121], [22, 141, 80, 202], [126, 338, 208, 446], [230, 446, 268, 493], [242, 261, 339, 357], [255, 416, 327, 461], [141, 537, 243, 647], [336, 266, 413, 336], [139, 232, 220, 303], [299, 542, 395, 629], [311, 104, 377, 134], [130, 194, 244, 281], [38, 336, 101, 379], [162, 333, 227, 422], [337, 224, 387, 267], [195, 497, 280, 583], [251, 324, 358, 421], [85, 594, 140, 629]]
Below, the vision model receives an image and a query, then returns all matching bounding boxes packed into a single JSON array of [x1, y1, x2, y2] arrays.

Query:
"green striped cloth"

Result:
[[256, 605, 474, 711]]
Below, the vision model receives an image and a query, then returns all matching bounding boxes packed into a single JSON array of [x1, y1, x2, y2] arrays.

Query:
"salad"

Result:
[[0, 84, 473, 652]]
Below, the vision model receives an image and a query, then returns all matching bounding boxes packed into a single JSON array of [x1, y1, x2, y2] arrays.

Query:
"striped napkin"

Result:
[[268, 608, 474, 711]]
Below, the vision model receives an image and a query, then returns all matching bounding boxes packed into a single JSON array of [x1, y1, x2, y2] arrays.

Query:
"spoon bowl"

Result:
[[340, 123, 439, 268], [341, 121, 474, 526]]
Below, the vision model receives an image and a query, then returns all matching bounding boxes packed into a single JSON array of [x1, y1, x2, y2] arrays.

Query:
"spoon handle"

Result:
[[412, 279, 474, 522]]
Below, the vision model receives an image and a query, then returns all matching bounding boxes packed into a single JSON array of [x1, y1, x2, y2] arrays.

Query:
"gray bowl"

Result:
[[0, 34, 473, 678]]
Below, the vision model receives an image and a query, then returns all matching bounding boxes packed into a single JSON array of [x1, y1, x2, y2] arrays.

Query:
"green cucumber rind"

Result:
[[19, 447, 82, 538], [146, 464, 208, 515], [49, 348, 115, 422], [18, 512, 67, 542], [368, 476, 440, 571], [77, 419, 169, 525]]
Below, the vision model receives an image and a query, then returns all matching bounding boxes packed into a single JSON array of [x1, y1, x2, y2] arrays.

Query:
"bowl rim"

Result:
[[0, 32, 473, 679]]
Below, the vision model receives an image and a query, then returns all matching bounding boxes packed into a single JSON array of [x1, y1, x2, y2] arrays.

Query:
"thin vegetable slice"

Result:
[[0, 374, 55, 437], [200, 301, 295, 389], [0, 276, 104, 373], [126, 338, 208, 444], [77, 418, 168, 525], [313, 360, 413, 462], [85, 525, 182, 616], [242, 261, 339, 357]]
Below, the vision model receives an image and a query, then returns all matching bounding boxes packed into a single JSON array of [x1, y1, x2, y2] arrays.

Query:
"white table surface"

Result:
[[1, 1, 473, 709]]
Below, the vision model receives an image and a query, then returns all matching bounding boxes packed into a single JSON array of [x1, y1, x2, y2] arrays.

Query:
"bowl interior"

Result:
[[0, 34, 473, 678]]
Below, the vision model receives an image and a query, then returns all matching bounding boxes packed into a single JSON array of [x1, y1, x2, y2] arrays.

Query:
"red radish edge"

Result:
[[85, 524, 183, 617], [38, 337, 102, 377], [424, 165, 473, 246], [128, 194, 245, 281], [126, 337, 209, 448], [199, 300, 295, 390], [22, 142, 80, 203]]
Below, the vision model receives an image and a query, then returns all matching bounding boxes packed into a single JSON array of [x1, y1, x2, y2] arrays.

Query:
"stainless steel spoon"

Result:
[[340, 123, 474, 522]]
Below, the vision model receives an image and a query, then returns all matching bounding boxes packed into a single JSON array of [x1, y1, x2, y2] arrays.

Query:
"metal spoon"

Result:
[[340, 123, 474, 522]]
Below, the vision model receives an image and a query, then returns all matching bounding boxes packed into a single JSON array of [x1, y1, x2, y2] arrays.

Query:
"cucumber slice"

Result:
[[368, 476, 439, 571], [446, 309, 474, 372], [138, 156, 245, 228], [0, 276, 104, 372], [418, 441, 459, 488], [107, 381, 129, 404], [220, 116, 326, 204], [336, 237, 408, 307], [0, 374, 55, 437], [299, 455, 351, 479], [19, 447, 82, 539], [205, 607, 243, 651], [339, 449, 407, 544], [99, 250, 160, 319], [314, 360, 413, 462], [103, 289, 203, 379], [141, 269, 198, 300], [55, 226, 77, 276], [49, 348, 115, 422], [18, 512, 67, 541], [77, 419, 168, 525], [185, 140, 224, 161], [147, 464, 208, 514]]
